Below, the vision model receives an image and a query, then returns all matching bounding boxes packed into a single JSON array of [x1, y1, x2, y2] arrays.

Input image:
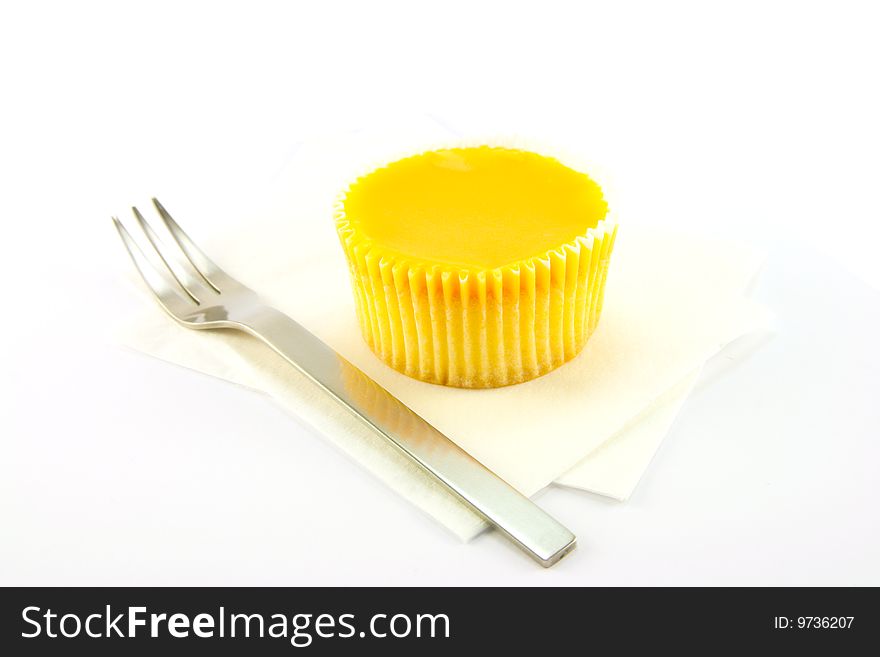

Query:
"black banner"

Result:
[[1, 587, 874, 654]]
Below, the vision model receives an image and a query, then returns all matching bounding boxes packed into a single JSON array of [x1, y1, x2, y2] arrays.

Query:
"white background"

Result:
[[1, 1, 878, 585]]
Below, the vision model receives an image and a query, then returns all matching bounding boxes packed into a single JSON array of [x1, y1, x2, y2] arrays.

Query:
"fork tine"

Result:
[[131, 206, 202, 304], [112, 217, 193, 314], [152, 197, 222, 293]]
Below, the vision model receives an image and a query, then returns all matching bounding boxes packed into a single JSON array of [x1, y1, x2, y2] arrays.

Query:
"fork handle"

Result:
[[240, 307, 576, 567]]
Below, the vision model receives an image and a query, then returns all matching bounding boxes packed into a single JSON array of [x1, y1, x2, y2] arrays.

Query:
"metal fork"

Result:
[[113, 198, 577, 567]]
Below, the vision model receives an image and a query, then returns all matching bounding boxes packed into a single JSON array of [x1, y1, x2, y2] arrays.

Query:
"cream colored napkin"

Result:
[[115, 120, 770, 540], [558, 231, 768, 499]]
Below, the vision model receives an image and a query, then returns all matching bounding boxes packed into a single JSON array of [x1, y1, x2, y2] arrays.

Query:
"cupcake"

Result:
[[335, 146, 616, 388]]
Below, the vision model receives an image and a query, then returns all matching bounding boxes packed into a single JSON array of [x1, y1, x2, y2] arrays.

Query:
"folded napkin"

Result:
[[115, 119, 771, 539]]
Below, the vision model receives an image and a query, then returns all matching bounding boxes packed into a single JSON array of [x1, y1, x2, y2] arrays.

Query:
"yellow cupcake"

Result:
[[335, 146, 617, 388]]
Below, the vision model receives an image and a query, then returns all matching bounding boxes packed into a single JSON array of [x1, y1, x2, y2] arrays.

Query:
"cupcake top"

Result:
[[339, 146, 607, 270]]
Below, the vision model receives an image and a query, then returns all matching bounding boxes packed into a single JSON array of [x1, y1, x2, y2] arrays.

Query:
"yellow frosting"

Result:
[[335, 146, 617, 388]]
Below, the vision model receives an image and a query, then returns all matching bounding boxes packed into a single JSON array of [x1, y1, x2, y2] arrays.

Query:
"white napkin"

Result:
[[558, 231, 768, 499], [115, 119, 771, 539]]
